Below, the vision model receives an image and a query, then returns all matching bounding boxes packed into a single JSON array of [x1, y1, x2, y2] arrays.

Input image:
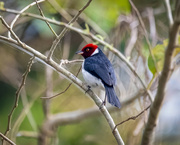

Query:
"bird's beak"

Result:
[[76, 50, 84, 55]]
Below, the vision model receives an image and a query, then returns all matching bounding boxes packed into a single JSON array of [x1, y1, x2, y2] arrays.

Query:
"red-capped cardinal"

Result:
[[76, 44, 120, 108]]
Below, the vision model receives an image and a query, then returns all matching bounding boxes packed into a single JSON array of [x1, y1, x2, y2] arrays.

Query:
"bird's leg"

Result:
[[100, 93, 107, 108], [103, 92, 107, 106], [85, 85, 91, 94]]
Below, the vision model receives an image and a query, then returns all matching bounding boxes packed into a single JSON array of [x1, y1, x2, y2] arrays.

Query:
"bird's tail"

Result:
[[104, 85, 121, 108]]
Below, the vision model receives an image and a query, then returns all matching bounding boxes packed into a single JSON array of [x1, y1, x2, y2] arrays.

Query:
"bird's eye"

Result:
[[86, 48, 90, 52]]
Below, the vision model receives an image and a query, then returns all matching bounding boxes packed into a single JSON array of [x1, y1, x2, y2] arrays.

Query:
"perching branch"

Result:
[[141, 1, 180, 144], [0, 28, 125, 145]]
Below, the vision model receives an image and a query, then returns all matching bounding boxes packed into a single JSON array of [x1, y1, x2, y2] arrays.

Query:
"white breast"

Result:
[[82, 61, 103, 88]]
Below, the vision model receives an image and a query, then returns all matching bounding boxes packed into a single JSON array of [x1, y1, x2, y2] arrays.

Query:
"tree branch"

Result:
[[4, 56, 34, 136], [41, 65, 81, 99], [113, 104, 151, 132], [141, 2, 180, 144], [0, 132, 16, 145], [35, 0, 57, 37], [8, 0, 45, 38], [164, 0, 173, 26]]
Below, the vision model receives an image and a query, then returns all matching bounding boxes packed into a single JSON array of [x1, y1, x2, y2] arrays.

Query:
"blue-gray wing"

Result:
[[84, 61, 116, 86]]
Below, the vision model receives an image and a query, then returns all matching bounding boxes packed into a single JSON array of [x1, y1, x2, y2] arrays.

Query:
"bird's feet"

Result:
[[99, 99, 106, 109], [85, 85, 91, 94], [99, 94, 107, 109]]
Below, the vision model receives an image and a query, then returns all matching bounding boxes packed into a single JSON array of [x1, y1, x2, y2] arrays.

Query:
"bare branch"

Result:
[[0, 132, 16, 145], [141, 3, 180, 144], [43, 57, 53, 118], [0, 16, 24, 47], [17, 131, 38, 138], [8, 0, 45, 38], [47, 0, 92, 60], [4, 56, 34, 136], [41, 65, 82, 99], [35, 0, 57, 37], [129, 0, 159, 74], [113, 105, 151, 132], [164, 0, 173, 26]]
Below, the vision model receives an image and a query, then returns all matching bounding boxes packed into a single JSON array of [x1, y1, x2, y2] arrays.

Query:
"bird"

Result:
[[76, 43, 121, 108]]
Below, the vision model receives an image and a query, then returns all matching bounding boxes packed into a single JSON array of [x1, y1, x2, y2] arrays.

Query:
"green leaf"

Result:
[[148, 36, 180, 75], [148, 40, 166, 75]]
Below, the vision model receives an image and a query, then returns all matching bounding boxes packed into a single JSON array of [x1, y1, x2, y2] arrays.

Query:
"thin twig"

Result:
[[164, 0, 173, 26], [21, 89, 37, 131], [0, 16, 24, 47], [129, 0, 159, 74], [0, 132, 16, 145], [41, 65, 82, 99], [47, 0, 90, 43], [113, 105, 151, 132], [8, 0, 45, 39], [42, 82, 72, 99], [35, 0, 57, 37], [47, 0, 92, 60], [4, 56, 35, 136]]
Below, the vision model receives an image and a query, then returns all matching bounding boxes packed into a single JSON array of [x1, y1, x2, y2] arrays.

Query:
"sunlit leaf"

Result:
[[148, 37, 180, 75], [84, 23, 90, 33], [148, 40, 166, 75]]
